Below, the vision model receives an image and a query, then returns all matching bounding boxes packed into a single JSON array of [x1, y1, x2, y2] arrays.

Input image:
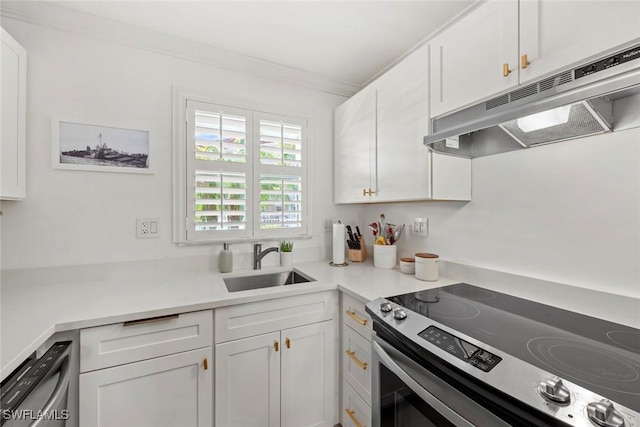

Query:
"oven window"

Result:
[[379, 364, 455, 427]]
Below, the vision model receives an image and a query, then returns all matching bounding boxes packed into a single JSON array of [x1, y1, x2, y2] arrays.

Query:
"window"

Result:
[[179, 99, 308, 242]]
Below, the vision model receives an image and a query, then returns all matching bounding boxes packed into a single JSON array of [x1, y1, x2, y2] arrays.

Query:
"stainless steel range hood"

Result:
[[424, 43, 640, 158]]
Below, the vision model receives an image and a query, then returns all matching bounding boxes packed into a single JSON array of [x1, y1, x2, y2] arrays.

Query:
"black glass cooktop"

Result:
[[386, 283, 640, 411]]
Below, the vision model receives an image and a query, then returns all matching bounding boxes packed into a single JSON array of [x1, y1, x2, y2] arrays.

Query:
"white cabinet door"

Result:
[[519, 0, 640, 84], [1, 27, 27, 200], [375, 44, 431, 201], [430, 0, 519, 118], [215, 332, 281, 427], [79, 347, 212, 427], [281, 321, 335, 427], [333, 87, 376, 203]]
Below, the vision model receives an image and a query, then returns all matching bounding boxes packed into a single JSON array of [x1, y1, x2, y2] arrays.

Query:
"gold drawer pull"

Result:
[[503, 63, 512, 77], [203, 358, 208, 370], [346, 350, 367, 370], [521, 54, 530, 69], [345, 310, 367, 326], [123, 314, 179, 327], [345, 409, 364, 427], [285, 337, 291, 349], [274, 341, 279, 352]]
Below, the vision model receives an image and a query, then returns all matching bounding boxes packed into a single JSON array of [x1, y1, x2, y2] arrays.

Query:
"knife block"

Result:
[[348, 236, 367, 263]]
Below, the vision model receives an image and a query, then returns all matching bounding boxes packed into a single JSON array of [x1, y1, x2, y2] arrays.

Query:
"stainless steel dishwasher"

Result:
[[1, 332, 79, 427]]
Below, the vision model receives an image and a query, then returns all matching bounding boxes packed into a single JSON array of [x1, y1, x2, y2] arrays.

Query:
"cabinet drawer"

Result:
[[342, 324, 371, 404], [342, 293, 372, 341], [81, 310, 213, 372], [215, 291, 338, 343], [342, 379, 371, 427]]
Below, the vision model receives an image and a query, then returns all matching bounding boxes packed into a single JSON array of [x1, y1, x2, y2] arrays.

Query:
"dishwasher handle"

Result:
[[29, 350, 71, 427]]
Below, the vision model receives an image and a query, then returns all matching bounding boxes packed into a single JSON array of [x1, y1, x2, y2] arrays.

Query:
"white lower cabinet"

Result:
[[215, 291, 339, 427], [79, 347, 212, 427], [340, 293, 372, 427], [79, 310, 214, 427], [280, 322, 335, 427], [216, 321, 335, 427], [216, 332, 281, 427], [342, 380, 371, 427]]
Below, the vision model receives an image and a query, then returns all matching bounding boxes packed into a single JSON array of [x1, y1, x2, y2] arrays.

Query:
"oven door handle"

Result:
[[373, 339, 475, 427]]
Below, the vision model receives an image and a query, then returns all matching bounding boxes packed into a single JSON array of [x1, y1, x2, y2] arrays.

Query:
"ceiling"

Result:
[[49, 0, 475, 87]]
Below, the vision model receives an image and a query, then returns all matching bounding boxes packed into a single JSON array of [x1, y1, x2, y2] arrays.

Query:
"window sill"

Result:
[[175, 234, 313, 247]]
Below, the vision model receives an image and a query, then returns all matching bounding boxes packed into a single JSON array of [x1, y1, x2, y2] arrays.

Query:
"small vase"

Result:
[[280, 251, 293, 267]]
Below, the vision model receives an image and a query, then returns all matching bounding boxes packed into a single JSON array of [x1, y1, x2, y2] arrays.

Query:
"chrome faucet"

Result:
[[253, 243, 279, 270]]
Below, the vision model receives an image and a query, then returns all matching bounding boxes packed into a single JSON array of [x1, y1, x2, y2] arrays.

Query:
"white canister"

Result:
[[399, 257, 415, 274], [415, 253, 439, 281], [373, 245, 397, 269]]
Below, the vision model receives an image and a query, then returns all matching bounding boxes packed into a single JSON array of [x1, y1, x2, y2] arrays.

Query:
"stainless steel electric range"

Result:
[[365, 283, 640, 427]]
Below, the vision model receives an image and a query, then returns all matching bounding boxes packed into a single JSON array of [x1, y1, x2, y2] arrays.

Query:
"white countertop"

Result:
[[2, 257, 638, 381]]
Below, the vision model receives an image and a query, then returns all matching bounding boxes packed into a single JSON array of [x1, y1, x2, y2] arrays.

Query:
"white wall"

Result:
[[361, 129, 640, 298], [0, 16, 359, 270]]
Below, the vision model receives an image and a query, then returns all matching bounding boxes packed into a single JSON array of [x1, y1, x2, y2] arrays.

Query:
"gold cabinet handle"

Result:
[[345, 409, 364, 427], [521, 54, 530, 69], [363, 188, 376, 196], [362, 188, 367, 196], [285, 337, 291, 349], [203, 358, 208, 370], [503, 63, 512, 77], [346, 350, 367, 370], [345, 310, 367, 326], [274, 341, 279, 352]]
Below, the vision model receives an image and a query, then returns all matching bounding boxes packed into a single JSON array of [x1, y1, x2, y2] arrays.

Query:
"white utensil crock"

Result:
[[374, 245, 397, 269]]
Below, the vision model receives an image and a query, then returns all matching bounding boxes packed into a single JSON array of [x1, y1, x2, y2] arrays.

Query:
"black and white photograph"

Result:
[[53, 120, 151, 173]]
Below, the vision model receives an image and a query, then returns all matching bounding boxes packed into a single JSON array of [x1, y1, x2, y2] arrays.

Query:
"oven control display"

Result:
[[418, 326, 501, 372]]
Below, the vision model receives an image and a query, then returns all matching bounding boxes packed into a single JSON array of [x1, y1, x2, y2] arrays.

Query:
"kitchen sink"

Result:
[[223, 269, 316, 293]]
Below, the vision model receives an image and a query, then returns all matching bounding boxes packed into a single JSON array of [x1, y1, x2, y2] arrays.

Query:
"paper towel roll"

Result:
[[332, 223, 345, 264]]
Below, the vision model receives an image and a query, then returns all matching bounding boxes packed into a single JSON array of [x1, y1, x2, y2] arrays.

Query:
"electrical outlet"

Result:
[[136, 218, 160, 239], [323, 219, 333, 232]]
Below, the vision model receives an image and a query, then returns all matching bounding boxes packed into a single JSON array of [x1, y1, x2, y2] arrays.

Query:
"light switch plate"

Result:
[[413, 217, 429, 237], [136, 218, 160, 239]]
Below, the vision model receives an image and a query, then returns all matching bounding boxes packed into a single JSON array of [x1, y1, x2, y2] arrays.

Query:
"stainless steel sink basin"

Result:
[[224, 269, 316, 293]]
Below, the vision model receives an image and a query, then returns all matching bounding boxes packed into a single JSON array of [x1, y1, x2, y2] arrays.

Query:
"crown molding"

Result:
[[0, 1, 361, 98]]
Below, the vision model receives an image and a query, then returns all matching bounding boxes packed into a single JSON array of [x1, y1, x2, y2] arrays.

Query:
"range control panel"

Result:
[[575, 43, 640, 79], [419, 326, 501, 372]]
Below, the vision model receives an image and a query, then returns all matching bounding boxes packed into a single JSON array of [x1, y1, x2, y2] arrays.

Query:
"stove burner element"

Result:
[[451, 286, 496, 301], [528, 337, 640, 395], [607, 331, 640, 353]]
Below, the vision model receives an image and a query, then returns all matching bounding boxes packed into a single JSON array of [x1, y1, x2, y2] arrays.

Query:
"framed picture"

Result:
[[52, 119, 152, 174]]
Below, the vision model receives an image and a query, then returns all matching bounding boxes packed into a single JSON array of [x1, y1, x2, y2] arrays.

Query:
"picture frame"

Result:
[[52, 119, 152, 174]]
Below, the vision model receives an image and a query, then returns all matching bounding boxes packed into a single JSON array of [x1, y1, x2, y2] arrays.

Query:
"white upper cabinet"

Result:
[[429, 0, 519, 118], [430, 0, 640, 118], [375, 44, 431, 202], [1, 27, 27, 200], [333, 87, 376, 204], [519, 0, 640, 84], [333, 44, 471, 203]]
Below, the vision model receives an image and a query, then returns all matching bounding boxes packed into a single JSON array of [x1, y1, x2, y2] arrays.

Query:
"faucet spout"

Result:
[[253, 243, 279, 270]]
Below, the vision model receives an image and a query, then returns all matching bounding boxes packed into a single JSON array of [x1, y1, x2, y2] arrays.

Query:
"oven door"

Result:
[[372, 335, 511, 427]]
